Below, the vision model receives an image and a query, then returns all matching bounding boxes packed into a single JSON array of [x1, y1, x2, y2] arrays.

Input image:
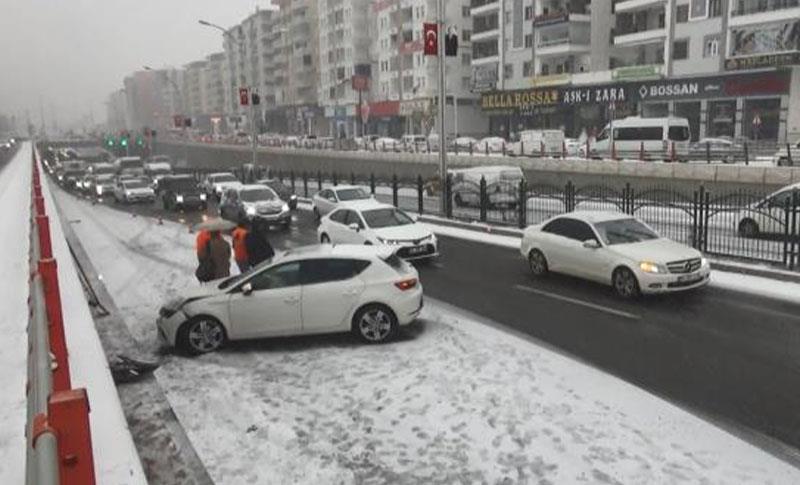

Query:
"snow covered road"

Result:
[[53, 187, 800, 484]]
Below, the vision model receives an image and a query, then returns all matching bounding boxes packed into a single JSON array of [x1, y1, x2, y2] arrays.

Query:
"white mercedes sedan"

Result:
[[520, 211, 710, 298], [157, 245, 423, 354], [317, 201, 438, 260], [311, 184, 373, 218]]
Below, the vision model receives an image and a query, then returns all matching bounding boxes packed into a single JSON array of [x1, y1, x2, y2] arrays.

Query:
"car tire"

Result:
[[176, 315, 227, 355], [528, 249, 548, 276], [352, 304, 398, 344], [738, 219, 759, 238], [320, 233, 330, 244], [612, 267, 640, 299]]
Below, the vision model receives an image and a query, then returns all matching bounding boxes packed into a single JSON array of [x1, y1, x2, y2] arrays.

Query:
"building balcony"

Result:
[[472, 27, 500, 42], [614, 27, 666, 46], [729, 0, 800, 27], [471, 0, 500, 17], [614, 0, 666, 14], [537, 37, 591, 56], [533, 11, 591, 27]]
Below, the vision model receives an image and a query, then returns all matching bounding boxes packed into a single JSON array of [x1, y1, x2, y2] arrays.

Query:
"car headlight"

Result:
[[58, 175, 63, 181], [246, 206, 256, 216], [96, 186, 103, 195], [200, 193, 207, 201], [701, 257, 709, 267], [176, 195, 184, 203], [281, 203, 289, 212], [290, 194, 297, 200], [125, 191, 131, 197], [639, 261, 667, 274]]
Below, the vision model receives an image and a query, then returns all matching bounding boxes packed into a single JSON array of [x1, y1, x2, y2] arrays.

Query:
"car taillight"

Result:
[[394, 278, 417, 291]]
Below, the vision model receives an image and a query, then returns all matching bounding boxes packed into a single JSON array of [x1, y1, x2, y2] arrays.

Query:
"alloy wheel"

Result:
[[358, 309, 393, 342], [528, 250, 547, 276], [187, 318, 225, 353], [614, 269, 639, 299]]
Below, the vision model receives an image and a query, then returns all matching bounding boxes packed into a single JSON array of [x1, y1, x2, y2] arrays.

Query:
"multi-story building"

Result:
[[122, 71, 166, 131], [106, 89, 128, 131], [367, 0, 485, 137], [183, 60, 207, 123], [317, 0, 373, 137], [473, 0, 799, 142]]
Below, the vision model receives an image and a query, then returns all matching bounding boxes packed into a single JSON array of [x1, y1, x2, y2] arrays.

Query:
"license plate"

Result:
[[407, 246, 426, 255], [677, 273, 699, 283]]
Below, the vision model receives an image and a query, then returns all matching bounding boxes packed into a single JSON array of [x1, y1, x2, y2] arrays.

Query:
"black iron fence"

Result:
[[183, 165, 800, 270]]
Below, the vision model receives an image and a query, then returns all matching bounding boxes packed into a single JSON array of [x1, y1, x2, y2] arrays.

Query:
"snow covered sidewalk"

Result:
[[53, 189, 800, 484]]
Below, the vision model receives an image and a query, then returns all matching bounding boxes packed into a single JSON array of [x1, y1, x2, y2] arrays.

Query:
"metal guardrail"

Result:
[[25, 144, 97, 485]]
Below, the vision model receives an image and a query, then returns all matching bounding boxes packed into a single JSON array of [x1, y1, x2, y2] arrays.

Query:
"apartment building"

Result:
[[473, 0, 799, 142], [366, 0, 485, 137], [317, 0, 374, 137]]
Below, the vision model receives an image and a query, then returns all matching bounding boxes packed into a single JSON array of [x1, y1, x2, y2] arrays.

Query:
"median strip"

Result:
[[514, 284, 641, 320]]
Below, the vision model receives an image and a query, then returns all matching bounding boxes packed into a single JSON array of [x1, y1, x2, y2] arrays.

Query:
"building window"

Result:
[[463, 30, 471, 42], [524, 34, 533, 48], [708, 0, 722, 17], [673, 39, 689, 60], [703, 35, 719, 57], [462, 53, 471, 66], [504, 63, 513, 79], [524, 6, 533, 20], [462, 6, 470, 17], [676, 5, 689, 23], [522, 61, 533, 77]]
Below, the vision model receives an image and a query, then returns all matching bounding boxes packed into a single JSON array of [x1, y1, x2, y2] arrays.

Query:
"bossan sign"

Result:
[[637, 81, 700, 99]]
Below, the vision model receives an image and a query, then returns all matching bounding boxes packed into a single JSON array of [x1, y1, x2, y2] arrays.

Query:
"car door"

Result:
[[538, 218, 572, 272], [562, 220, 612, 282], [326, 209, 349, 242], [343, 210, 367, 243], [300, 259, 368, 332], [227, 261, 302, 338], [316, 189, 333, 214], [759, 190, 793, 234]]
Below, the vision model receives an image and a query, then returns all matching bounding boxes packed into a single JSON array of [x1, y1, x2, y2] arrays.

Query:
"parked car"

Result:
[[114, 178, 155, 204], [690, 137, 740, 163], [256, 178, 298, 210], [564, 138, 583, 157], [355, 135, 380, 149], [736, 182, 800, 237], [312, 184, 373, 218], [219, 184, 291, 229], [509, 130, 565, 157], [450, 166, 525, 209], [156, 244, 423, 354], [159, 175, 207, 211], [401, 134, 429, 152], [475, 137, 507, 154], [201, 172, 242, 200], [591, 117, 691, 161], [451, 136, 479, 152], [318, 201, 439, 260], [373, 137, 401, 152], [521, 211, 710, 298], [773, 140, 799, 167]]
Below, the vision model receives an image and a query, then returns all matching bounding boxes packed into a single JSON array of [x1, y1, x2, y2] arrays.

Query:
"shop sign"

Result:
[[471, 64, 498, 92], [399, 99, 431, 116], [725, 53, 800, 71], [562, 86, 628, 105], [612, 65, 661, 81], [481, 89, 560, 111], [530, 73, 571, 87]]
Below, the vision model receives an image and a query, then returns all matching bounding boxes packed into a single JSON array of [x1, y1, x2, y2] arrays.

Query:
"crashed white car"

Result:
[[157, 245, 423, 354], [202, 172, 242, 200]]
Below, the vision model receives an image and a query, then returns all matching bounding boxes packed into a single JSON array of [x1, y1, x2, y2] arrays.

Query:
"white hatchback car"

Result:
[[157, 245, 423, 354], [318, 201, 439, 260], [736, 182, 800, 237], [520, 211, 710, 298], [311, 184, 373, 218]]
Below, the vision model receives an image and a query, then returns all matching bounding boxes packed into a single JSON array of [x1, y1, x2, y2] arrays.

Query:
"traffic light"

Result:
[[136, 135, 144, 147], [121, 136, 128, 148], [106, 137, 115, 147]]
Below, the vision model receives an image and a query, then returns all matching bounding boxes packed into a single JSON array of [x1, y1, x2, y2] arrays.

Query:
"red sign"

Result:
[[351, 75, 370, 92], [423, 23, 438, 56], [359, 101, 399, 118], [239, 87, 250, 106]]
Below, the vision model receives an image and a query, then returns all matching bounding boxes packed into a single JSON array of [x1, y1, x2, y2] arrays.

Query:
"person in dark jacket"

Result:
[[245, 224, 275, 267]]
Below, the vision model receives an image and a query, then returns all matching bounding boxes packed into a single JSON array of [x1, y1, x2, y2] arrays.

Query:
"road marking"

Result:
[[514, 285, 641, 320]]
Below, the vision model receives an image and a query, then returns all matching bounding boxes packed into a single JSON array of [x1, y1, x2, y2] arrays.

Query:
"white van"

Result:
[[592, 117, 690, 161], [509, 130, 565, 157], [450, 166, 525, 209]]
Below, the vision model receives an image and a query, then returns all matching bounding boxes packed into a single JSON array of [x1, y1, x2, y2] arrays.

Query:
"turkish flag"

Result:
[[423, 23, 438, 56], [239, 87, 249, 106]]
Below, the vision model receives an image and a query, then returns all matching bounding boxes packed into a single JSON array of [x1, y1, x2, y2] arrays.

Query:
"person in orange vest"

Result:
[[195, 229, 211, 262], [232, 223, 250, 273]]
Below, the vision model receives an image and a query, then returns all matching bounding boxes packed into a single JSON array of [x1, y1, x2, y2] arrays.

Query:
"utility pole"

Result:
[[437, 0, 448, 214], [251, 90, 257, 166]]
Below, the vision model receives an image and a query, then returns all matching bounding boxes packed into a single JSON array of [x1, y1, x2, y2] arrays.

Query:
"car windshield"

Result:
[[336, 188, 369, 201], [213, 174, 237, 183], [362, 208, 414, 228], [171, 179, 197, 191], [124, 181, 147, 189], [96, 174, 114, 182], [150, 168, 171, 175], [594, 218, 659, 245], [240, 189, 275, 202]]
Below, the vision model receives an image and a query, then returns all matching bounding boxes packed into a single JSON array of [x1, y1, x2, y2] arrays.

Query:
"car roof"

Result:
[[208, 172, 235, 177], [333, 199, 393, 212], [239, 184, 273, 191], [555, 211, 633, 224], [329, 184, 366, 191]]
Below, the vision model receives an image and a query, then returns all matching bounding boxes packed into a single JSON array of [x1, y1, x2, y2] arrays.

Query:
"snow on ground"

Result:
[[54, 188, 800, 484], [0, 143, 31, 484]]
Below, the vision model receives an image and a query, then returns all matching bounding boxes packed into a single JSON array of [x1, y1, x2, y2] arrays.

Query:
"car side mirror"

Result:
[[348, 223, 360, 232], [583, 239, 600, 249], [241, 282, 253, 295]]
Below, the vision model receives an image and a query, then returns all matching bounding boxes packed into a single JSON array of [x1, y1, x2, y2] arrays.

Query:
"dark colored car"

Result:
[[256, 178, 298, 210], [159, 175, 207, 211]]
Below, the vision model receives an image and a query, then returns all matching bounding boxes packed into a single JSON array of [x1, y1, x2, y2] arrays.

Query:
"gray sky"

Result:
[[0, 0, 266, 131]]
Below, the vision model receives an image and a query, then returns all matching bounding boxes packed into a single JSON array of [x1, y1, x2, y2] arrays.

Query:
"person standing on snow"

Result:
[[208, 230, 232, 279], [195, 229, 211, 262], [245, 224, 275, 267], [232, 223, 250, 273]]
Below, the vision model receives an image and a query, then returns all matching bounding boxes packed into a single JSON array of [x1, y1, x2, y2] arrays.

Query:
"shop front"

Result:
[[480, 70, 792, 142]]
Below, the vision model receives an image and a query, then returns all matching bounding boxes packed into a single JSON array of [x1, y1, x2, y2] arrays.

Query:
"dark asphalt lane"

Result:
[[61, 185, 800, 455]]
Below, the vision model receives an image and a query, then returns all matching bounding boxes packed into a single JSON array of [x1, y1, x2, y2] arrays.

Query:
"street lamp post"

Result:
[[199, 19, 257, 167]]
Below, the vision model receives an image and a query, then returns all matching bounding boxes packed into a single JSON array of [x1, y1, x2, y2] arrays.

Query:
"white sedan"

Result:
[[157, 245, 423, 354], [520, 211, 710, 298], [476, 136, 507, 154], [736, 182, 800, 237], [113, 179, 155, 204], [311, 184, 373, 218], [317, 201, 439, 260]]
